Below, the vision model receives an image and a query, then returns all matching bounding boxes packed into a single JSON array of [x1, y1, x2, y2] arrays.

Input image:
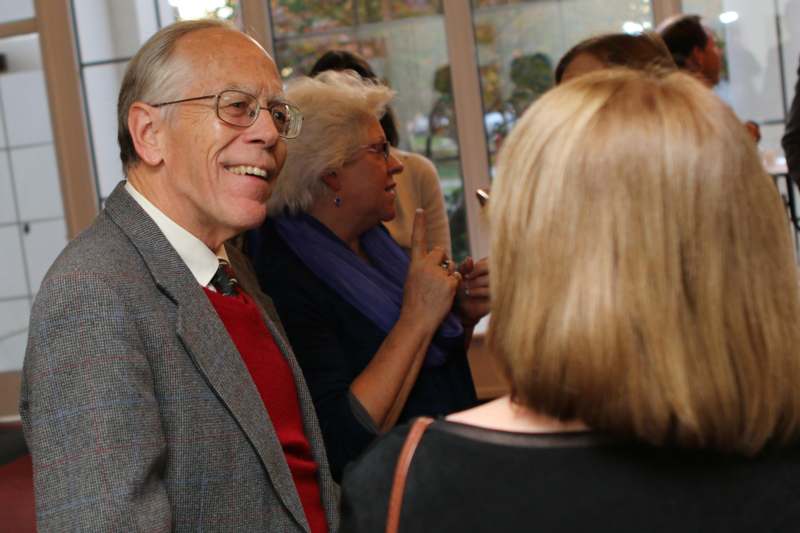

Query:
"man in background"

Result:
[[783, 57, 800, 180], [658, 14, 722, 88], [20, 19, 336, 532], [659, 14, 763, 144]]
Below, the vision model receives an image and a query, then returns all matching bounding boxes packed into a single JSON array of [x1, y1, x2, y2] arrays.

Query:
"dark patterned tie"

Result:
[[211, 259, 239, 296]]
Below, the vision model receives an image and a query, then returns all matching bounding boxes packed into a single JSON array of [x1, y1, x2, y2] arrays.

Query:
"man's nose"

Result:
[[387, 152, 404, 175], [244, 107, 281, 146]]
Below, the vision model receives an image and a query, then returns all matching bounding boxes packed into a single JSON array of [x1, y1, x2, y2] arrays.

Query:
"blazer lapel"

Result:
[[229, 246, 340, 527], [175, 296, 311, 533], [104, 182, 311, 532]]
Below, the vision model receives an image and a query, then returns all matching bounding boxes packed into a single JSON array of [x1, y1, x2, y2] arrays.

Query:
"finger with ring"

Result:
[[440, 259, 450, 271]]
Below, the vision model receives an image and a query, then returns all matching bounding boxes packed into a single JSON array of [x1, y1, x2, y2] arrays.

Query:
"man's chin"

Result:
[[233, 204, 269, 232]]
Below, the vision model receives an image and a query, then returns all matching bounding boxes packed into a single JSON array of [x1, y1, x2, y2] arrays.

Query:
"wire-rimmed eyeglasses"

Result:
[[151, 89, 303, 139], [356, 141, 391, 161]]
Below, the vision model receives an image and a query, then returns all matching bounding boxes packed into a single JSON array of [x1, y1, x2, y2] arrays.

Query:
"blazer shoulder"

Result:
[[47, 211, 143, 279]]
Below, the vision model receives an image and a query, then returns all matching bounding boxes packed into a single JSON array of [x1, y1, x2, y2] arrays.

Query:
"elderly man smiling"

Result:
[[19, 20, 337, 532]]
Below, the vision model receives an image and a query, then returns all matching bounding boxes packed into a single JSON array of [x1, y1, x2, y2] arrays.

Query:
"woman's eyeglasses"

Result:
[[356, 141, 391, 161]]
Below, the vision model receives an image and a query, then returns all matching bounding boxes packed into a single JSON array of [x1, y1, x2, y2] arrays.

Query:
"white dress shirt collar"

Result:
[[124, 181, 227, 287]]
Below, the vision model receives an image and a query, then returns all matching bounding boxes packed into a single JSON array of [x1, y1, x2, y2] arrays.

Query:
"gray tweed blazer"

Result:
[[20, 182, 339, 532]]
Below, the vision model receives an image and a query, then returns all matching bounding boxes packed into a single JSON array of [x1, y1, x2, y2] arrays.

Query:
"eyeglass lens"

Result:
[[216, 90, 301, 138], [365, 142, 390, 160]]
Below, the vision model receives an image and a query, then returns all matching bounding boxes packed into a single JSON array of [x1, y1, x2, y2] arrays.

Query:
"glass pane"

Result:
[[83, 62, 129, 199], [11, 145, 63, 221], [0, 330, 27, 372], [0, 32, 43, 78], [75, 1, 241, 64], [167, 0, 241, 24], [0, 299, 30, 373], [74, 0, 160, 63], [1, 70, 53, 147], [0, 152, 13, 224], [23, 218, 69, 296], [0, 36, 51, 147], [761, 123, 786, 170], [0, 225, 27, 299], [272, 1, 470, 260], [0, 0, 34, 23], [270, 1, 356, 37], [356, 0, 441, 23], [471, 0, 653, 167]]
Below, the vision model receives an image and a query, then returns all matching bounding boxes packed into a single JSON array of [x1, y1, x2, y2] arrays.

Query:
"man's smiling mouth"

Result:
[[225, 165, 268, 178]]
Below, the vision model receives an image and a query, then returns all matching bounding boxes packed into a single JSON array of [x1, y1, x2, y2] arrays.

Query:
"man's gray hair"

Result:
[[267, 71, 395, 215], [117, 19, 237, 173]]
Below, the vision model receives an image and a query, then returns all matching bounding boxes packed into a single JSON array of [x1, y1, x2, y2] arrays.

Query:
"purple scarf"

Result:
[[272, 213, 462, 367]]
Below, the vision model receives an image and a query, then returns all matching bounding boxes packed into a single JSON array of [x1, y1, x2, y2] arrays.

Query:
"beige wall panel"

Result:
[[36, 0, 98, 238], [241, 0, 274, 57], [0, 371, 21, 418]]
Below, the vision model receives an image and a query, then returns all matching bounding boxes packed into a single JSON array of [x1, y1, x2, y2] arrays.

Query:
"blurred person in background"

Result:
[[658, 15, 761, 143], [340, 67, 800, 532], [657, 14, 722, 88], [554, 31, 676, 84]]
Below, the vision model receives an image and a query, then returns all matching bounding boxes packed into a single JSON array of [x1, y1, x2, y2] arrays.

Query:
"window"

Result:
[[471, 0, 654, 168]]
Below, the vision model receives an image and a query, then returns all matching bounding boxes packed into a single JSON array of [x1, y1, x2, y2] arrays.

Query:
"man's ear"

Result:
[[687, 46, 705, 73], [128, 102, 165, 166], [321, 171, 341, 192]]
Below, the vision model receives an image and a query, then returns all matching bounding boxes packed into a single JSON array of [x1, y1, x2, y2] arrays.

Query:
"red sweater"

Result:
[[204, 287, 328, 533]]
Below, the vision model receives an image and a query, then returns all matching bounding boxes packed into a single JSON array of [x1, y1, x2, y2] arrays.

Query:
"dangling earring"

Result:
[[325, 171, 341, 207]]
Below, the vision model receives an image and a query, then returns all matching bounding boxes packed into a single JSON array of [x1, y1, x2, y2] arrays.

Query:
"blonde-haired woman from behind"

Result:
[[340, 67, 800, 533]]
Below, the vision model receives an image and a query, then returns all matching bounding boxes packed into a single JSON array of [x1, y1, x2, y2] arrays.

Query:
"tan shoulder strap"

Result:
[[385, 417, 435, 533]]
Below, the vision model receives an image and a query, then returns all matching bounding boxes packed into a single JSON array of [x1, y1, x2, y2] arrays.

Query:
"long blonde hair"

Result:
[[489, 68, 800, 454]]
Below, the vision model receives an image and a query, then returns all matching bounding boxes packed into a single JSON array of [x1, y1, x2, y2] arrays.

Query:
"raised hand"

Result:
[[401, 209, 460, 328], [456, 256, 490, 327]]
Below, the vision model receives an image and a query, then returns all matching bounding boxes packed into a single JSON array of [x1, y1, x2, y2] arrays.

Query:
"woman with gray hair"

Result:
[[248, 71, 486, 481]]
